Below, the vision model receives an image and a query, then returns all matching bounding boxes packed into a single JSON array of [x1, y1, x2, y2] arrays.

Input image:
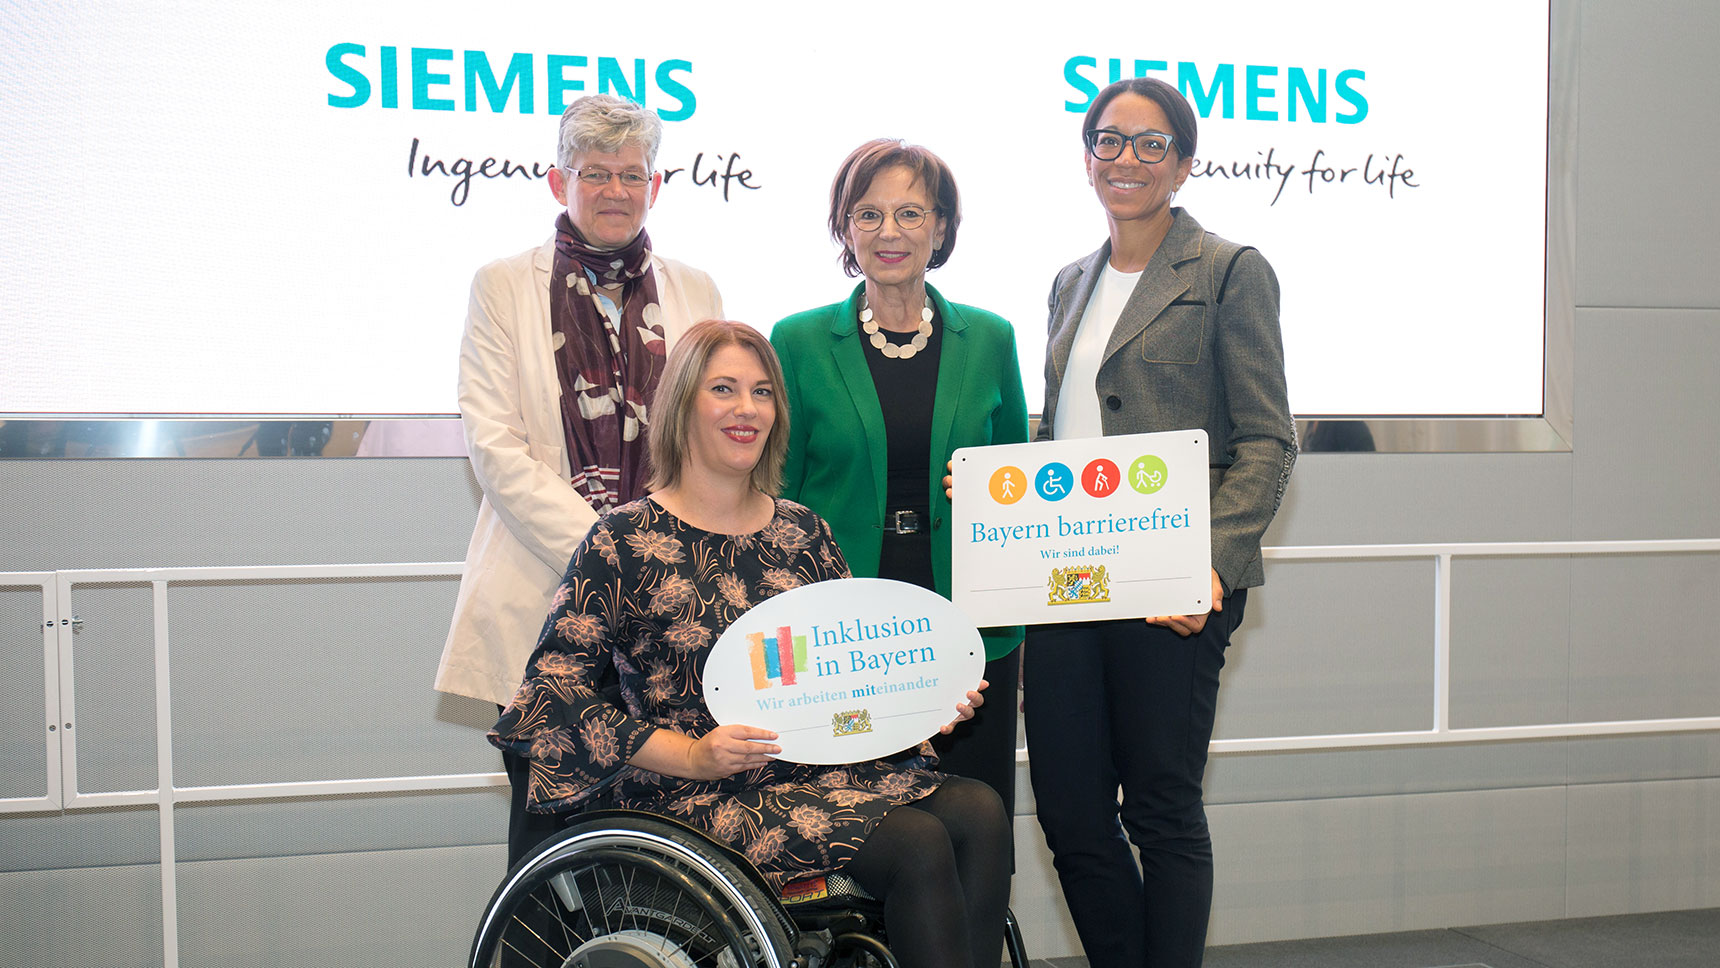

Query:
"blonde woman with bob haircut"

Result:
[[644, 319, 789, 500], [492, 320, 1015, 968]]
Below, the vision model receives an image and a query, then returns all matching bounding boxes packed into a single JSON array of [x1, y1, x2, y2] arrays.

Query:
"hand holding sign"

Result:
[[689, 724, 782, 778], [940, 679, 987, 734], [703, 578, 985, 764], [951, 430, 1213, 626], [1145, 568, 1227, 637]]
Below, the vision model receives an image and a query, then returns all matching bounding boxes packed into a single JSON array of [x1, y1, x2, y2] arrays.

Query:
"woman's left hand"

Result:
[[938, 678, 988, 734], [1146, 569, 1225, 637]]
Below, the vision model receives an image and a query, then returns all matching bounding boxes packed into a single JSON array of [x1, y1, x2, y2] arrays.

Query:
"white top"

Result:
[[1052, 260, 1142, 440]]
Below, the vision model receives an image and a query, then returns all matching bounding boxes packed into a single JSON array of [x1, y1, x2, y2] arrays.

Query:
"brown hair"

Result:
[[1082, 77, 1198, 161], [826, 138, 961, 278], [646, 320, 789, 495]]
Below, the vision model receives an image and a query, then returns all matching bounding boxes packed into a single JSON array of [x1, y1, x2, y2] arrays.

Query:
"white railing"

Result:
[[1217, 538, 1720, 752], [5, 572, 62, 814], [5, 537, 1720, 968], [35, 562, 503, 814]]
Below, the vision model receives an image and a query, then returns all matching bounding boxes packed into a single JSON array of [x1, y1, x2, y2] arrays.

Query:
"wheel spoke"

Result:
[[581, 866, 615, 937], [664, 875, 689, 956], [499, 934, 548, 968], [479, 822, 791, 968], [528, 889, 589, 949], [505, 895, 568, 966]]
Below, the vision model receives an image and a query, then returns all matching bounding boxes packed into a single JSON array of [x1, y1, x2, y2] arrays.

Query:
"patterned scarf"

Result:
[[549, 212, 666, 514]]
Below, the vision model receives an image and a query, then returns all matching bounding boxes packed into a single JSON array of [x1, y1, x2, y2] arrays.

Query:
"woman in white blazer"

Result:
[[434, 94, 721, 866]]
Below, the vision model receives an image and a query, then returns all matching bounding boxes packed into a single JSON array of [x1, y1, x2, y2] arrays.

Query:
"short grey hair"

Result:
[[556, 94, 663, 169]]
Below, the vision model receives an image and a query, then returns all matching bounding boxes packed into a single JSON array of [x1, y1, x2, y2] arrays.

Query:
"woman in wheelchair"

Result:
[[487, 320, 1013, 968]]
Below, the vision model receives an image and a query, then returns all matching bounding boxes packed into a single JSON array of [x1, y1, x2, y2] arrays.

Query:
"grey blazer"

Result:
[[1039, 208, 1295, 592]]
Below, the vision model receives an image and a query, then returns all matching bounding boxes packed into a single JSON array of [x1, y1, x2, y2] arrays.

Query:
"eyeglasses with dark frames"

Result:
[[1083, 128, 1176, 164], [565, 166, 653, 188]]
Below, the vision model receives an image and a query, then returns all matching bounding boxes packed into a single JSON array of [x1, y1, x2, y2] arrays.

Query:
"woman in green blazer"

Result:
[[772, 139, 1030, 812]]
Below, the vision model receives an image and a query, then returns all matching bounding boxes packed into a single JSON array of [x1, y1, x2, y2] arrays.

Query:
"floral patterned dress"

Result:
[[490, 497, 945, 890]]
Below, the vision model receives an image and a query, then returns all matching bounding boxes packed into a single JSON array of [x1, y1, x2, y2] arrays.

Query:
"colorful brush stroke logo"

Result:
[[748, 625, 810, 689]]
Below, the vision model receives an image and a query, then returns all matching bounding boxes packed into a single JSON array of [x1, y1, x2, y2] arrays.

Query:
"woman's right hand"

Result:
[[687, 724, 782, 779]]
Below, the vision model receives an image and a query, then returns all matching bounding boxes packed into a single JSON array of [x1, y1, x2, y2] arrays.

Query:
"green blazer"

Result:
[[772, 282, 1030, 661]]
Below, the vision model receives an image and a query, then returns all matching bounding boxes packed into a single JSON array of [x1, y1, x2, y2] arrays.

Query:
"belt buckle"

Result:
[[887, 510, 921, 534]]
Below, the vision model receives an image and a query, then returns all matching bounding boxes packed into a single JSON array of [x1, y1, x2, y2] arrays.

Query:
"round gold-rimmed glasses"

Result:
[[848, 206, 935, 232]]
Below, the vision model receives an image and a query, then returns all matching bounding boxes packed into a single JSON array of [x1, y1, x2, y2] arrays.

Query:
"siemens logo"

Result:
[[1065, 57, 1367, 125], [325, 44, 696, 121]]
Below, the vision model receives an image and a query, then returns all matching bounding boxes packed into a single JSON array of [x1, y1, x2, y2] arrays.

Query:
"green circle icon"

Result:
[[1128, 455, 1168, 494]]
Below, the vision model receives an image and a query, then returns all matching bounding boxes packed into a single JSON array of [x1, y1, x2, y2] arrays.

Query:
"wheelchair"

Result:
[[469, 808, 1030, 968]]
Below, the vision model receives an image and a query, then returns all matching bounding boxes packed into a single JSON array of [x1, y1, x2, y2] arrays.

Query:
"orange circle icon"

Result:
[[988, 465, 1026, 504]]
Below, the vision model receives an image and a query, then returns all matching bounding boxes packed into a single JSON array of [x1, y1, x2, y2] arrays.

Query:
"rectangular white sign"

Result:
[[951, 430, 1212, 626]]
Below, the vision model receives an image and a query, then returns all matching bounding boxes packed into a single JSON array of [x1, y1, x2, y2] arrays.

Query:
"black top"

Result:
[[861, 316, 942, 514], [861, 315, 942, 590]]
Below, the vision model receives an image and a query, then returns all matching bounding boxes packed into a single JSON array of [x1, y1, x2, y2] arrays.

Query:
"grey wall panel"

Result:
[[1217, 560, 1434, 737], [2, 805, 159, 874], [1568, 553, 1720, 721], [1575, 1, 1720, 309], [0, 585, 50, 801], [1203, 742, 1573, 806], [1566, 777, 1720, 916], [1450, 556, 1573, 728], [164, 577, 495, 788], [1262, 453, 1574, 548], [1205, 787, 1569, 946], [66, 583, 159, 794], [1569, 308, 1720, 538], [174, 844, 501, 968], [1566, 734, 1720, 784], [174, 789, 507, 863], [0, 457, 480, 573], [0, 863, 163, 968], [1574, 309, 1720, 537]]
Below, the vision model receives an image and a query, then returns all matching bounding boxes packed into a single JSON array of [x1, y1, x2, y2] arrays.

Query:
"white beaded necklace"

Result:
[[858, 293, 935, 360]]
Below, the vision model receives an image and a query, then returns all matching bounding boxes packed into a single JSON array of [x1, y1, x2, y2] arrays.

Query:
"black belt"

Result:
[[882, 510, 923, 534]]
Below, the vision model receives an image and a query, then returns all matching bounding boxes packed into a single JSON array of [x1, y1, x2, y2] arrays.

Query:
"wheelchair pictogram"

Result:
[[1034, 462, 1073, 502]]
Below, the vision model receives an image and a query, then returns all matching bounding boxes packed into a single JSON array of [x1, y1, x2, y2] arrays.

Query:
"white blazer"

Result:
[[435, 239, 723, 705]]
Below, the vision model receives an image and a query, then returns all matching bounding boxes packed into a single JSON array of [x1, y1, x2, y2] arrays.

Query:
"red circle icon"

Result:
[[1081, 459, 1120, 497]]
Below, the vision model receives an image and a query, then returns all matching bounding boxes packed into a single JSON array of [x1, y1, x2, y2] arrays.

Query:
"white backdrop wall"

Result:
[[3, 0, 1719, 963], [0, 0, 1547, 418]]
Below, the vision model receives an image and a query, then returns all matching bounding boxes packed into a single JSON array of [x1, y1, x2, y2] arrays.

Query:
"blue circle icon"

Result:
[[1035, 462, 1073, 502]]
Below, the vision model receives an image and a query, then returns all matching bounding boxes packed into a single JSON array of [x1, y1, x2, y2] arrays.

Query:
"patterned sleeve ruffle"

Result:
[[489, 520, 659, 813], [796, 502, 852, 582]]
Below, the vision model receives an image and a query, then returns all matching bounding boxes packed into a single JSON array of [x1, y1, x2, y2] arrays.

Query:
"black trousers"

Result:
[[1024, 590, 1246, 968], [929, 647, 1020, 814], [882, 529, 1021, 815]]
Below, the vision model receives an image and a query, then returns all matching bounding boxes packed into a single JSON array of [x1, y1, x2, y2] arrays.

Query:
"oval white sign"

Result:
[[704, 578, 986, 765]]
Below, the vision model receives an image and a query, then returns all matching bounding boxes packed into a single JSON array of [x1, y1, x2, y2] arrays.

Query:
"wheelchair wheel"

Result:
[[471, 812, 797, 968]]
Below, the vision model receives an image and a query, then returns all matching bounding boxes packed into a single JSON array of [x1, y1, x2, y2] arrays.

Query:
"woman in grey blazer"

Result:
[[1026, 77, 1295, 968]]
